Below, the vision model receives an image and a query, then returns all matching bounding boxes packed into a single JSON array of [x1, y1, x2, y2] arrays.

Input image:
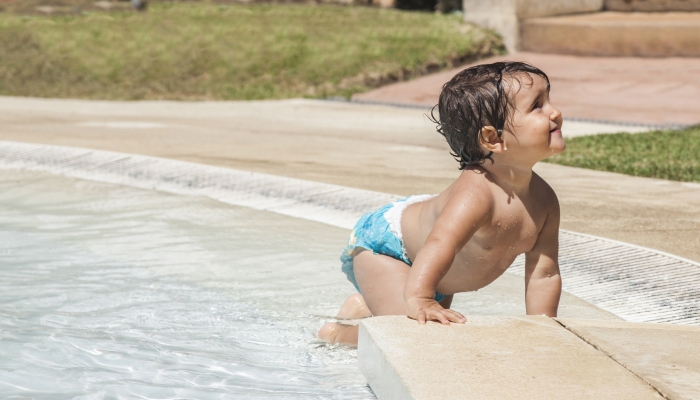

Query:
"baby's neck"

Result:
[[480, 161, 534, 192]]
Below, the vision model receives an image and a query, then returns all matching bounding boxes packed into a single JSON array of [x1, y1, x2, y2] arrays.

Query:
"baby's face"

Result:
[[505, 73, 565, 163]]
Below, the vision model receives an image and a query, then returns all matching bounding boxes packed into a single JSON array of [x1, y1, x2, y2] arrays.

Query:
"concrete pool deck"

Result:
[[0, 96, 698, 263]]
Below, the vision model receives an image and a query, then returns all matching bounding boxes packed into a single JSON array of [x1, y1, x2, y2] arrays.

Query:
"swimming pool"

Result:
[[0, 169, 369, 398]]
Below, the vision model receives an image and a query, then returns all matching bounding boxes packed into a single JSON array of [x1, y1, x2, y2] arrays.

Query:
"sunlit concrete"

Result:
[[558, 319, 700, 400], [521, 12, 700, 57], [359, 316, 667, 399]]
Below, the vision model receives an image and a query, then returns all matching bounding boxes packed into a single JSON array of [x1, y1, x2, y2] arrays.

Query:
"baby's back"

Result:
[[401, 167, 555, 296]]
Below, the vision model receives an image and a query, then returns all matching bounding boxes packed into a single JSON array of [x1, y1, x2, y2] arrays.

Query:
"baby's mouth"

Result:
[[549, 126, 561, 133]]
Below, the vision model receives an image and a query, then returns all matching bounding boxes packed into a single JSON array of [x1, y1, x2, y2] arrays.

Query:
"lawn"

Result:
[[544, 126, 700, 183], [0, 3, 503, 100]]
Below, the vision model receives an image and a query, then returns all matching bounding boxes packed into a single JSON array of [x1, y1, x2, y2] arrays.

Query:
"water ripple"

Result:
[[0, 170, 371, 399]]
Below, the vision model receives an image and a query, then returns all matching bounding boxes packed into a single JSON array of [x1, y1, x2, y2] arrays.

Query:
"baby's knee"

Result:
[[318, 322, 340, 340], [338, 293, 371, 319], [346, 293, 366, 307]]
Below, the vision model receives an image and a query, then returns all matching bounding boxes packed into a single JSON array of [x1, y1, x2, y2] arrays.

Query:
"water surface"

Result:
[[0, 170, 370, 399]]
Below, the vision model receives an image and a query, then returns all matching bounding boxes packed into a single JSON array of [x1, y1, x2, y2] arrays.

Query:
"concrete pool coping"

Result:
[[1, 140, 697, 327], [359, 316, 700, 400]]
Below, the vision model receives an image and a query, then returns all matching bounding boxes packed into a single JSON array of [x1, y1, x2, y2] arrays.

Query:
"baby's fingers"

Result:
[[417, 310, 427, 325], [427, 309, 466, 325], [423, 309, 453, 325], [445, 309, 467, 323]]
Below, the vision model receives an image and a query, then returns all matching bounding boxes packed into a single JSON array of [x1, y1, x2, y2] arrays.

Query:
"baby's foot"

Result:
[[336, 293, 372, 320], [318, 322, 359, 346]]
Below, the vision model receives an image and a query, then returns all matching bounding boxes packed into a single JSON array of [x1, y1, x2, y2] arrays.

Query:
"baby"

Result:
[[319, 61, 565, 346]]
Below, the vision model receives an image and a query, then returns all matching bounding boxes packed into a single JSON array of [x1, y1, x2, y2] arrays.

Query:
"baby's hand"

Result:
[[405, 297, 466, 325]]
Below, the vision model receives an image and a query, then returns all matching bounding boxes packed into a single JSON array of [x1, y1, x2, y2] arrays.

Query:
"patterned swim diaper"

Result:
[[340, 194, 446, 303]]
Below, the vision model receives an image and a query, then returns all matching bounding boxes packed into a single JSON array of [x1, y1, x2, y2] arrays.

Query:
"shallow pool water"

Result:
[[0, 170, 371, 399]]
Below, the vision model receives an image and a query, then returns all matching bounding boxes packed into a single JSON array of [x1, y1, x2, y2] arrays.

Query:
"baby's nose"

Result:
[[550, 106, 562, 121]]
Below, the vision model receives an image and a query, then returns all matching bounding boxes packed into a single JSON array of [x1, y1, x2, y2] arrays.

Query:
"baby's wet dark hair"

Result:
[[430, 61, 550, 169]]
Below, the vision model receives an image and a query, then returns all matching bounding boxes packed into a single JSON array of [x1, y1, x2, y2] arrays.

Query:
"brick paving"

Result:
[[353, 52, 700, 126]]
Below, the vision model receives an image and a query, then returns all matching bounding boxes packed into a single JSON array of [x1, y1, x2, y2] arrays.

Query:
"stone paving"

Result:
[[353, 52, 700, 126]]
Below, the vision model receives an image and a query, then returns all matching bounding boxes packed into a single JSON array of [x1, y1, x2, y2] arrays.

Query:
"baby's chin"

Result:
[[550, 143, 566, 155], [547, 139, 566, 156]]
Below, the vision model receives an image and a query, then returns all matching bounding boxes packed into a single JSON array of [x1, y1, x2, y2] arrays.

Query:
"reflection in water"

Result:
[[0, 170, 372, 399]]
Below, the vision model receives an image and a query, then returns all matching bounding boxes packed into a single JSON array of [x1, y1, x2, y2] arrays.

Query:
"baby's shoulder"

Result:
[[455, 166, 494, 184], [447, 168, 498, 206]]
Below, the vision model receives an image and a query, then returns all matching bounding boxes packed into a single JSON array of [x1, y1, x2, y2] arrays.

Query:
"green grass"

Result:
[[0, 3, 503, 100], [544, 126, 700, 183]]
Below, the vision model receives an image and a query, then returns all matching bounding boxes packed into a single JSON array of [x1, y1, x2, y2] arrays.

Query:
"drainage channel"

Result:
[[1, 140, 697, 326]]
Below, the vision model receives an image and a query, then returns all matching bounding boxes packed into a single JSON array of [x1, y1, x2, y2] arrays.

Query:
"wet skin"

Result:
[[401, 168, 551, 296]]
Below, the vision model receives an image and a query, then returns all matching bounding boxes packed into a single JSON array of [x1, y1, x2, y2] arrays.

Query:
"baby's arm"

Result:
[[524, 199, 562, 317], [404, 188, 492, 325]]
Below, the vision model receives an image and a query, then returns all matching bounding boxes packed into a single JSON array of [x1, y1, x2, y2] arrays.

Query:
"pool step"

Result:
[[359, 316, 700, 400], [463, 0, 700, 56], [605, 0, 700, 12], [520, 11, 700, 57]]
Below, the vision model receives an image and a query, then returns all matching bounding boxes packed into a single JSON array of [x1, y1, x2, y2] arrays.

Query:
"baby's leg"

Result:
[[320, 250, 459, 346], [352, 249, 412, 315], [356, 252, 455, 313], [319, 250, 410, 346], [317, 295, 370, 345]]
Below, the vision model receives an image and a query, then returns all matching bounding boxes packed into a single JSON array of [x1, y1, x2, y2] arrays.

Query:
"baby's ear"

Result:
[[480, 126, 505, 153]]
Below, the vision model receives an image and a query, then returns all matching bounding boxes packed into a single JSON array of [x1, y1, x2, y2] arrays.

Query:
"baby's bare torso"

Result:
[[401, 170, 552, 295]]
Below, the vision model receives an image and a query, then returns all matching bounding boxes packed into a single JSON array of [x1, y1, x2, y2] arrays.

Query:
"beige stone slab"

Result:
[[521, 12, 700, 57], [605, 0, 700, 12], [558, 319, 700, 400], [359, 315, 663, 400]]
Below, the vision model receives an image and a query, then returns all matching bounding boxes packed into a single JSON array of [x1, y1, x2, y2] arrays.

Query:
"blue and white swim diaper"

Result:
[[340, 194, 446, 303]]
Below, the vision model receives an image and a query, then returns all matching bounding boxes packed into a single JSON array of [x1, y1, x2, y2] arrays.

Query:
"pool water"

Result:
[[0, 170, 371, 399]]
